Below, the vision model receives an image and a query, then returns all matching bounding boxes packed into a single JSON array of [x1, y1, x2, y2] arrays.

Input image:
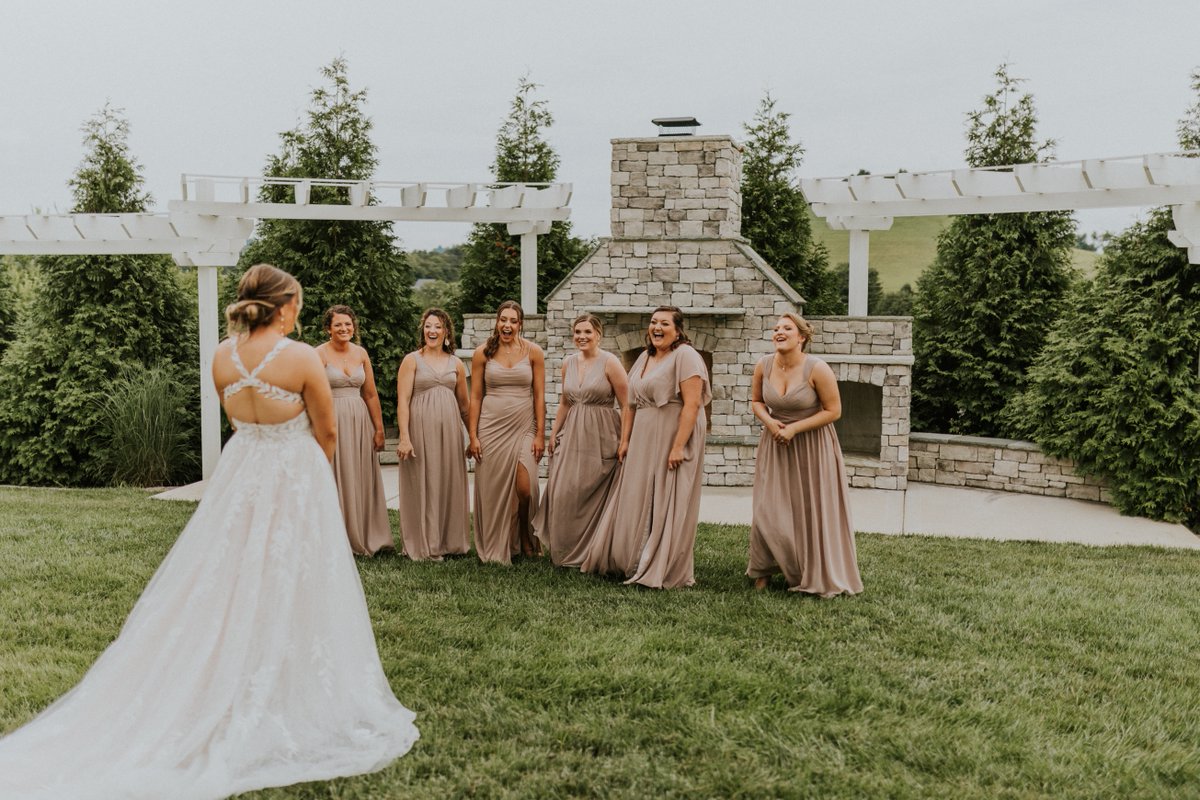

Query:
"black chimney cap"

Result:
[[652, 117, 701, 136]]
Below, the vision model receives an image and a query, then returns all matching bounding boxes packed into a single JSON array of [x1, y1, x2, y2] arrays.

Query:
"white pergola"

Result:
[[0, 174, 572, 479], [801, 152, 1200, 315]]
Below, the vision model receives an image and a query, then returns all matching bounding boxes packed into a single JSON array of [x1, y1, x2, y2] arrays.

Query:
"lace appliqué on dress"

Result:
[[224, 337, 304, 405]]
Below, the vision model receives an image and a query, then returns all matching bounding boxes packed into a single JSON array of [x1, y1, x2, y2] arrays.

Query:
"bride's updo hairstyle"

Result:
[[225, 263, 302, 334]]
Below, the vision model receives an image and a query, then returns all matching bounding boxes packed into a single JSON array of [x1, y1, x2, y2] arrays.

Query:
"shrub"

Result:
[[92, 366, 198, 486], [1007, 209, 1200, 529]]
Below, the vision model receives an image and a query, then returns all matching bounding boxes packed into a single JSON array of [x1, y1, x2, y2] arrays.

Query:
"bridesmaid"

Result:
[[532, 313, 628, 567], [468, 301, 546, 564], [395, 307, 471, 560], [581, 306, 710, 589], [316, 305, 394, 556], [747, 312, 862, 596]]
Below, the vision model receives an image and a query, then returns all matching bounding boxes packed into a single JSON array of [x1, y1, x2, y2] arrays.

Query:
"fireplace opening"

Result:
[[621, 346, 714, 431], [833, 381, 883, 458]]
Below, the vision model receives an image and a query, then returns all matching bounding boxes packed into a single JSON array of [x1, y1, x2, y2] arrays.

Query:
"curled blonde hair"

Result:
[[225, 264, 301, 334], [777, 312, 813, 352]]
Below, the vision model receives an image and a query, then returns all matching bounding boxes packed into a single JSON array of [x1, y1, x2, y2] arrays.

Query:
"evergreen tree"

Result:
[[456, 76, 591, 315], [1178, 67, 1200, 152], [1008, 70, 1200, 530], [740, 92, 831, 310], [0, 105, 197, 485], [236, 57, 417, 417], [0, 258, 15, 356], [911, 65, 1075, 435]]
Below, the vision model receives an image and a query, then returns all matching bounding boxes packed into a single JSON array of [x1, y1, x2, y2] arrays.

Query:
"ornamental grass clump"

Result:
[[93, 365, 198, 487]]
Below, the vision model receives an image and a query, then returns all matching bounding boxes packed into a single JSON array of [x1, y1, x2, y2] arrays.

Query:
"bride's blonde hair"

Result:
[[225, 264, 302, 334]]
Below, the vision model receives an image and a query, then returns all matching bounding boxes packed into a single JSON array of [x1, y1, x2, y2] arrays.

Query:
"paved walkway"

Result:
[[154, 466, 1198, 550]]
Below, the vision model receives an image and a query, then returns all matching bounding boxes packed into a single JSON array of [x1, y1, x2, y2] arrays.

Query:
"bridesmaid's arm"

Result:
[[467, 347, 487, 461], [546, 360, 571, 456], [606, 353, 631, 415], [454, 360, 470, 429], [358, 348, 387, 451], [395, 354, 417, 461], [749, 361, 783, 440], [299, 347, 337, 462], [530, 344, 547, 462], [617, 405, 636, 463], [779, 360, 842, 442], [667, 375, 704, 471]]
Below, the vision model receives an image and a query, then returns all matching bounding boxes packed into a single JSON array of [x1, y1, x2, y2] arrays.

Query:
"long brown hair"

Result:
[[225, 263, 301, 334], [645, 305, 690, 355], [483, 300, 525, 360], [420, 307, 457, 354]]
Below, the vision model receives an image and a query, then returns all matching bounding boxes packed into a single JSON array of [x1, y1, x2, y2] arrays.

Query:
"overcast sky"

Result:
[[3, 0, 1198, 250]]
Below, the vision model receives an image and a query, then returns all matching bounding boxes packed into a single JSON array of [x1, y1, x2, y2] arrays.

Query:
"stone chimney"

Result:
[[610, 136, 742, 240]]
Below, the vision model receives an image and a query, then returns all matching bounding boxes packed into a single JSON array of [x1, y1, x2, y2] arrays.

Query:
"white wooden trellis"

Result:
[[0, 175, 572, 479], [800, 152, 1200, 316]]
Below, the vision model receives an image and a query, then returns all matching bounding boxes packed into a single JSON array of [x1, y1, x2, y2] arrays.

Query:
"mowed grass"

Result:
[[2, 487, 1200, 799], [809, 212, 1101, 292]]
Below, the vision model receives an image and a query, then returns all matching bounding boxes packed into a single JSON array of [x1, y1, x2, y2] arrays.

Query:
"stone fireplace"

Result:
[[462, 132, 912, 489]]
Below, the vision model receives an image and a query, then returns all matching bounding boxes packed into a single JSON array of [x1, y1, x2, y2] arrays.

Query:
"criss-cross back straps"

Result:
[[223, 338, 304, 404]]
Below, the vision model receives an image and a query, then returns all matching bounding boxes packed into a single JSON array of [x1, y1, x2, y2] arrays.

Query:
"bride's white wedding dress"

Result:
[[0, 339, 418, 799]]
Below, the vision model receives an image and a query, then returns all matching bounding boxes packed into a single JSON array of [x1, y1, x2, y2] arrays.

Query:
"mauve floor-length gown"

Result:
[[327, 364, 394, 555], [472, 355, 540, 564], [397, 352, 470, 560], [747, 354, 863, 596], [532, 351, 622, 567], [581, 344, 710, 589]]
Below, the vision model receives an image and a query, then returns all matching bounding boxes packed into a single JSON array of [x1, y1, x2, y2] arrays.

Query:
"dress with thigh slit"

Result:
[[472, 354, 539, 564]]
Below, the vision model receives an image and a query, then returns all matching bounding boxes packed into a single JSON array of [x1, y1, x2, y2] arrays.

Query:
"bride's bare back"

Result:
[[213, 334, 337, 458]]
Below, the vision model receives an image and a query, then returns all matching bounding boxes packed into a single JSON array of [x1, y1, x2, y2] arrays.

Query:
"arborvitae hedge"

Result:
[[233, 58, 417, 420], [1007, 209, 1200, 529], [457, 76, 591, 316], [0, 106, 197, 485]]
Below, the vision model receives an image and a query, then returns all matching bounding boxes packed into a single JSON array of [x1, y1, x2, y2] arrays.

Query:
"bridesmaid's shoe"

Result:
[[753, 576, 769, 591]]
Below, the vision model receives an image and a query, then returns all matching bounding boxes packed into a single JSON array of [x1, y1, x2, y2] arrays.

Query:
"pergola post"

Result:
[[196, 263, 223, 479], [520, 231, 537, 311], [848, 230, 870, 316]]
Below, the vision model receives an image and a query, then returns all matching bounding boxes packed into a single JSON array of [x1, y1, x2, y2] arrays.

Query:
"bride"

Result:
[[0, 264, 418, 799]]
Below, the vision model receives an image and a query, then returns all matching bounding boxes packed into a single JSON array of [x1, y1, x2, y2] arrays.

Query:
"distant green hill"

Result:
[[806, 211, 1100, 292]]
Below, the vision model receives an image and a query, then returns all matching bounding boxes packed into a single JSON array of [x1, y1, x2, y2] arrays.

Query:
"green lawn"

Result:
[[2, 487, 1199, 798], [809, 212, 1102, 292]]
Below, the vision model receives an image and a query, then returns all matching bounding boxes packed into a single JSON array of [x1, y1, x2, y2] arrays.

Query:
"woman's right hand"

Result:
[[617, 440, 629, 463], [468, 437, 483, 461], [396, 440, 415, 461]]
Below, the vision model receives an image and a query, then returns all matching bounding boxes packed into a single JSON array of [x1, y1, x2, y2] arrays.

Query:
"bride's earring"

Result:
[[278, 314, 287, 335]]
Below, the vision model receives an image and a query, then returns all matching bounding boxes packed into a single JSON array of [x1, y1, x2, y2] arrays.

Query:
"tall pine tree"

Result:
[[237, 57, 417, 417], [456, 76, 590, 314], [0, 105, 197, 485], [1008, 68, 1200, 530], [911, 65, 1075, 435], [740, 92, 831, 310]]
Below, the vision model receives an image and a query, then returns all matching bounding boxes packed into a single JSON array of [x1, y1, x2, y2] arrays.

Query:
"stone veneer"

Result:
[[908, 433, 1111, 502]]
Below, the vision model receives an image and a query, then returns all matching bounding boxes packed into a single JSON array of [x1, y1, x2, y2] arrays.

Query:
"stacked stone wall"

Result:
[[610, 136, 741, 240], [908, 433, 1110, 502]]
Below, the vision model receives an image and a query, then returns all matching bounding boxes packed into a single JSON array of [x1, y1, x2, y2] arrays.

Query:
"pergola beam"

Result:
[[0, 173, 573, 483], [802, 152, 1200, 315]]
